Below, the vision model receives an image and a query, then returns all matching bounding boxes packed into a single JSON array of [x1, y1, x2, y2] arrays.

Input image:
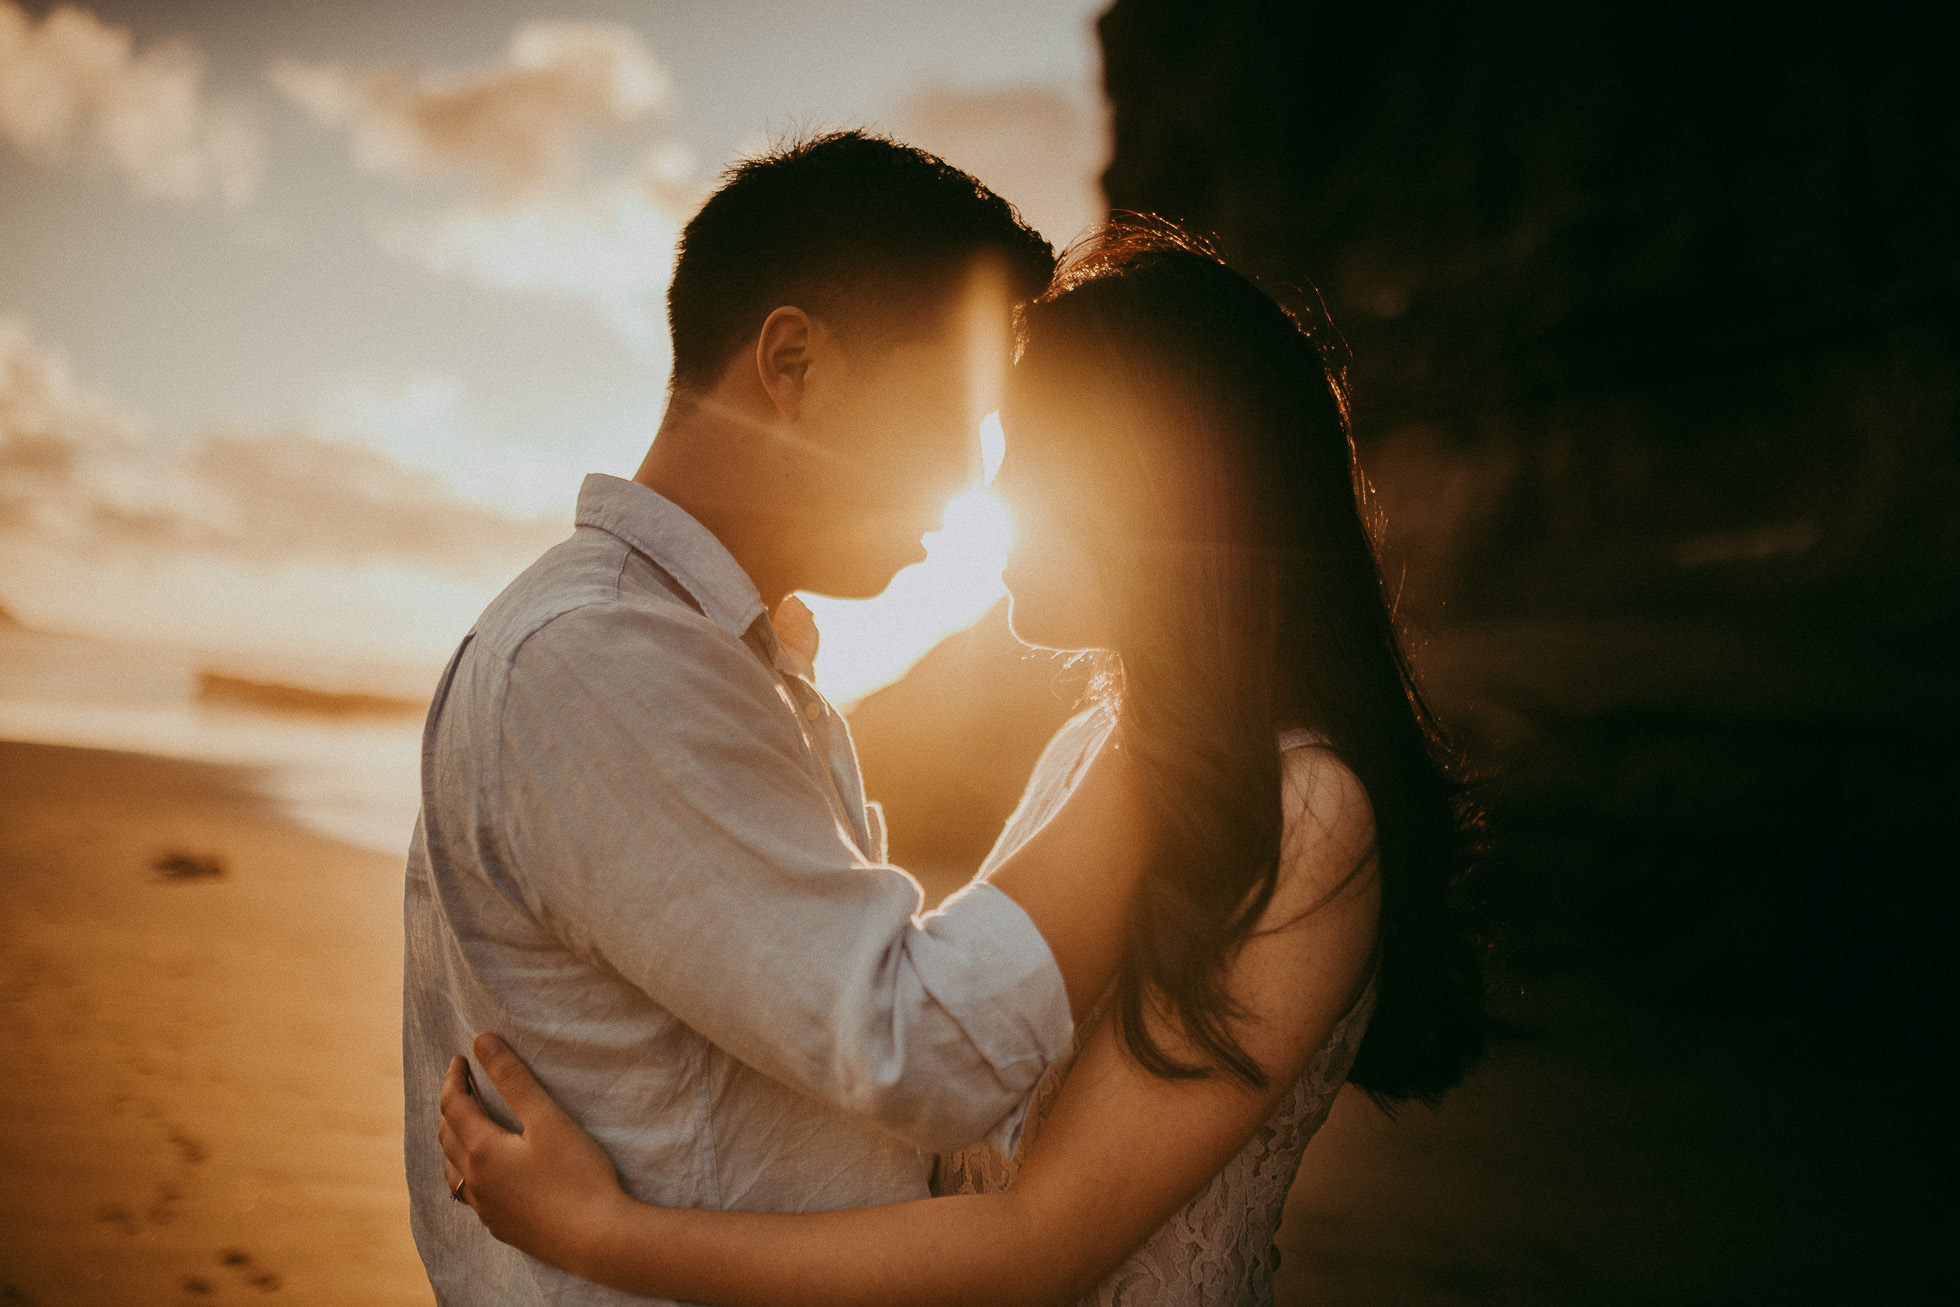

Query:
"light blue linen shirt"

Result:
[[403, 473, 1073, 1306]]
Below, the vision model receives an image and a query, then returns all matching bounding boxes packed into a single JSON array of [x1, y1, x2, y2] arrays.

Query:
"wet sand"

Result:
[[0, 740, 431, 1305]]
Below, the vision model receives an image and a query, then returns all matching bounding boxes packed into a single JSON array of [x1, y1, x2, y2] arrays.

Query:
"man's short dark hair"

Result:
[[666, 130, 1056, 392]]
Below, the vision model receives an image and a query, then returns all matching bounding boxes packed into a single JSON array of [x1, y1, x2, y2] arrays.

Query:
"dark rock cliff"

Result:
[[1095, 0, 1960, 1010]]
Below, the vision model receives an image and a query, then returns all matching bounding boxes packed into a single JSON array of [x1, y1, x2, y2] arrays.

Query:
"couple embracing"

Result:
[[406, 131, 1485, 1306]]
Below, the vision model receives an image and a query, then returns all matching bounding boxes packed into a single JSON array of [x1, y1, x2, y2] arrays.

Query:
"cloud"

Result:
[[0, 316, 145, 539], [179, 428, 563, 570], [405, 168, 682, 351], [270, 22, 672, 201], [0, 0, 259, 206], [318, 375, 596, 522], [889, 84, 1106, 247], [0, 318, 559, 574], [270, 22, 697, 352]]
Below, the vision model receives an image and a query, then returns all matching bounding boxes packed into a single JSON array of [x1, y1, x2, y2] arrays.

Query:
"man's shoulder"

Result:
[[470, 526, 748, 676]]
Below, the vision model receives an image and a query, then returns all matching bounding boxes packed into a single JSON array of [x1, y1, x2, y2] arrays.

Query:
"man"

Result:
[[403, 132, 1139, 1304]]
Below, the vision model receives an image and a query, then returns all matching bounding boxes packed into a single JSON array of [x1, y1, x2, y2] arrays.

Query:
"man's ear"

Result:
[[754, 306, 814, 420]]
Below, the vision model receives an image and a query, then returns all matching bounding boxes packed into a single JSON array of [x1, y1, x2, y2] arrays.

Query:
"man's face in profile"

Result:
[[794, 283, 1012, 600]]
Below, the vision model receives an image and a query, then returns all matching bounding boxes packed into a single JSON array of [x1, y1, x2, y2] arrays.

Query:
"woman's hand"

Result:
[[439, 1032, 630, 1277]]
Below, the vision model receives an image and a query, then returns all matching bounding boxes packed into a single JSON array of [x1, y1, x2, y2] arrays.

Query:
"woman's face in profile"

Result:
[[994, 395, 1117, 653]]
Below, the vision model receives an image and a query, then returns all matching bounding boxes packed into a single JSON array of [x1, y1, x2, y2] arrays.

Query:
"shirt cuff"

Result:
[[913, 881, 1074, 1138], [981, 1058, 1049, 1159]]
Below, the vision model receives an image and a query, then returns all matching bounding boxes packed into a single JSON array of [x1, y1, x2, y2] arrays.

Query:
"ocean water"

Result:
[[0, 623, 434, 858]]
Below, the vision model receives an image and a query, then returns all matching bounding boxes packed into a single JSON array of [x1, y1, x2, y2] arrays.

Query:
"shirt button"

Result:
[[803, 701, 823, 722]]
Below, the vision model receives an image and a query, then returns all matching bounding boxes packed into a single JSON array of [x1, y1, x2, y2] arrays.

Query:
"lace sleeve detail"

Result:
[[934, 1006, 1090, 1196]]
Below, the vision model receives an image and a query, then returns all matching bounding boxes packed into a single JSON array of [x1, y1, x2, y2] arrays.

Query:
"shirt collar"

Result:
[[574, 473, 767, 637]]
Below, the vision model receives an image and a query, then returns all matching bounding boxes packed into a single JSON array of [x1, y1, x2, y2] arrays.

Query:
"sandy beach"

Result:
[[0, 740, 432, 1305], [3, 736, 1942, 1305]]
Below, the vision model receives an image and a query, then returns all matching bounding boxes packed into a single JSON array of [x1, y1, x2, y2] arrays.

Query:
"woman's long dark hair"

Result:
[[1009, 223, 1485, 1101]]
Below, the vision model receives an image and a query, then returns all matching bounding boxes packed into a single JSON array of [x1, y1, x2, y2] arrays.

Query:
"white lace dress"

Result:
[[933, 710, 1377, 1307]]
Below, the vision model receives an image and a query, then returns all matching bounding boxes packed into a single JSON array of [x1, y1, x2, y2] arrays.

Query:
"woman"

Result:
[[439, 224, 1486, 1306]]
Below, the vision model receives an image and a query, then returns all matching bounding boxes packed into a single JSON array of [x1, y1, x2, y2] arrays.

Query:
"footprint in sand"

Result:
[[219, 1249, 283, 1293], [96, 1201, 139, 1237], [148, 1179, 182, 1226], [167, 1127, 209, 1166], [152, 851, 226, 881]]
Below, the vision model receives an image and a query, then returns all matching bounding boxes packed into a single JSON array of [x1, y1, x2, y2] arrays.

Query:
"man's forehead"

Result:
[[830, 254, 1020, 353], [850, 310, 1014, 407]]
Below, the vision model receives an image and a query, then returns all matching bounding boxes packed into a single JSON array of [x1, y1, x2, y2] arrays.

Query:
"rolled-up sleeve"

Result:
[[492, 600, 1072, 1153]]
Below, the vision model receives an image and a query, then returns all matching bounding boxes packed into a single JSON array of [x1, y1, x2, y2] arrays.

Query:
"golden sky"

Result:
[[0, 0, 1108, 701]]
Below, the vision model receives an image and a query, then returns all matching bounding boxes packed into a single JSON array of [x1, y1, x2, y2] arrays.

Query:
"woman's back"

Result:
[[934, 711, 1377, 1306]]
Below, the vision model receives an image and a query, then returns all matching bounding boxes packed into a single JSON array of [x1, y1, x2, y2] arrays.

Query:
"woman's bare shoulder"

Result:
[[1269, 742, 1380, 930], [1206, 741, 1380, 1083]]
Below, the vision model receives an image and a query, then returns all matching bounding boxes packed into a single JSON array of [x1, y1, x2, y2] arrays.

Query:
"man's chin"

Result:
[[809, 544, 927, 600], [807, 565, 910, 602]]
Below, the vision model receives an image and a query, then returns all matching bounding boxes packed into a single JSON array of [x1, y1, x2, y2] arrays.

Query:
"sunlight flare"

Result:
[[802, 415, 1015, 707], [980, 410, 1006, 484]]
